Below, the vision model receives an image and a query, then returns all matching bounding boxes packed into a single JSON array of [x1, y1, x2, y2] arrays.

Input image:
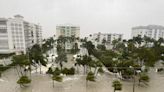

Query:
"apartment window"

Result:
[[15, 23, 18, 26], [19, 28, 22, 30], [11, 23, 14, 26], [0, 35, 7, 37], [15, 27, 18, 30], [19, 24, 22, 27], [11, 27, 14, 30], [0, 29, 7, 33]]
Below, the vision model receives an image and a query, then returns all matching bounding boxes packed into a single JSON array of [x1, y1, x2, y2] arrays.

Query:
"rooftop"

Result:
[[132, 25, 164, 30]]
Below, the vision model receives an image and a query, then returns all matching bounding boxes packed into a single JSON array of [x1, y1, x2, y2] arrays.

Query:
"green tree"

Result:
[[52, 67, 63, 88], [83, 41, 95, 55], [102, 38, 106, 45], [139, 73, 149, 86], [29, 44, 47, 74], [76, 55, 92, 74], [112, 80, 122, 92], [55, 52, 67, 70], [42, 37, 55, 53], [133, 35, 143, 47], [12, 54, 31, 76], [17, 76, 31, 87], [86, 71, 95, 82], [97, 44, 106, 51]]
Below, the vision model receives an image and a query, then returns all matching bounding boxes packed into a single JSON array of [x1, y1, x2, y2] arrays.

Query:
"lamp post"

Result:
[[130, 66, 135, 92]]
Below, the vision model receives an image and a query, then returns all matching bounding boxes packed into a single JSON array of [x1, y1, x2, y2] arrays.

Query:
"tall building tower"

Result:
[[56, 24, 80, 50], [0, 15, 42, 54], [131, 25, 164, 40]]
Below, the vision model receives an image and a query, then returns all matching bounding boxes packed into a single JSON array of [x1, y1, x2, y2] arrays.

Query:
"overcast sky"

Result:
[[0, 0, 164, 39]]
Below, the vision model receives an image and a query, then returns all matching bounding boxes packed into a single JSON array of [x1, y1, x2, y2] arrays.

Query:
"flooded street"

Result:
[[0, 54, 164, 92], [0, 67, 164, 92]]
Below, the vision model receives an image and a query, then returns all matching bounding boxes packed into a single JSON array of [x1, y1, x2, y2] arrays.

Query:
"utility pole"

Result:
[[130, 66, 135, 92], [133, 68, 135, 92]]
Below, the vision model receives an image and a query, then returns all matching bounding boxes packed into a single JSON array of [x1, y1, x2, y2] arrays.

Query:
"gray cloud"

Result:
[[0, 0, 164, 39]]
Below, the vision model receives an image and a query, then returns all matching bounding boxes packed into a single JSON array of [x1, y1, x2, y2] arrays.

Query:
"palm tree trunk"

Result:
[[76, 66, 79, 74], [89, 66, 91, 72], [3, 58, 6, 66], [86, 66, 88, 74], [86, 80, 88, 92], [15, 66, 20, 78], [83, 65, 86, 75], [20, 84, 22, 88], [19, 66, 23, 76], [35, 66, 38, 73], [29, 65, 32, 79], [138, 80, 141, 86], [94, 67, 97, 75], [53, 80, 54, 88], [40, 63, 42, 74], [60, 62, 63, 71]]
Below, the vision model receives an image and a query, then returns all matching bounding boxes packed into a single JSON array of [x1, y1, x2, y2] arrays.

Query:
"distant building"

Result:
[[91, 32, 123, 44], [0, 15, 42, 54], [87, 32, 123, 49], [131, 25, 164, 40], [56, 24, 80, 50]]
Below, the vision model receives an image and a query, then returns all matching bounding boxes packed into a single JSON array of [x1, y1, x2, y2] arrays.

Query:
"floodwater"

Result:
[[0, 67, 164, 92], [0, 53, 164, 92]]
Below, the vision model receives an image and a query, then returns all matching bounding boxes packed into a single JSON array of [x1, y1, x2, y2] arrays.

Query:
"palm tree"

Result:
[[57, 36, 67, 52], [143, 36, 154, 47], [138, 73, 149, 86], [112, 39, 119, 49], [86, 71, 95, 82], [86, 71, 95, 90], [52, 67, 63, 88], [75, 55, 92, 74], [42, 37, 55, 53], [83, 55, 92, 74], [17, 76, 31, 87], [97, 44, 106, 51], [29, 44, 47, 74], [52, 75, 63, 88], [133, 35, 143, 47], [83, 41, 95, 55], [55, 52, 67, 70], [112, 80, 122, 92], [94, 61, 103, 76], [12, 54, 32, 87], [102, 38, 106, 45], [12, 54, 31, 77]]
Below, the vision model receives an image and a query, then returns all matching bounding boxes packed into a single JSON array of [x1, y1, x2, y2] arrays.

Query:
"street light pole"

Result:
[[133, 68, 135, 92], [130, 66, 135, 92]]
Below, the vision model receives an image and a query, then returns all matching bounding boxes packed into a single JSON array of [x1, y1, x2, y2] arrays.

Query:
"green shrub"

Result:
[[53, 67, 61, 76], [86, 72, 95, 82], [46, 67, 53, 74], [62, 67, 75, 75], [17, 76, 31, 85]]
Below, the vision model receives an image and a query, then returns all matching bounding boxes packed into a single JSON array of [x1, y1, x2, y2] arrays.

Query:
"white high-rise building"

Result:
[[0, 15, 42, 54], [91, 32, 123, 44], [56, 24, 80, 50], [87, 32, 123, 49], [131, 25, 164, 40]]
